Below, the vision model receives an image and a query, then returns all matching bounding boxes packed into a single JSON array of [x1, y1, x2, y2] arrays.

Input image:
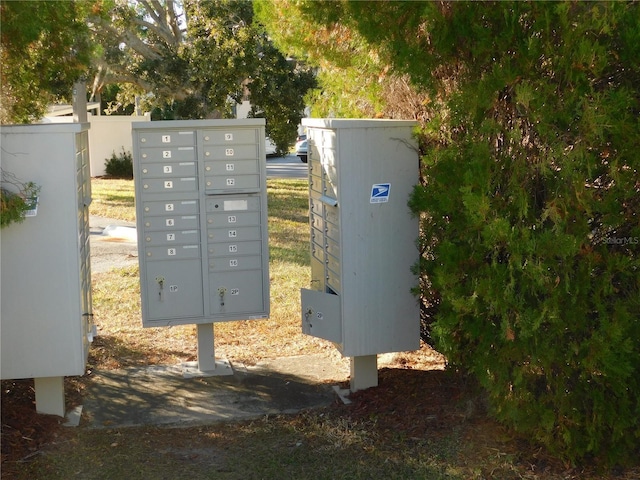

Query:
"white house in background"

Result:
[[43, 96, 279, 174], [42, 109, 150, 177]]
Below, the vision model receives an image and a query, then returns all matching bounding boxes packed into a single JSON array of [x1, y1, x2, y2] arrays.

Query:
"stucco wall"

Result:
[[42, 113, 150, 176]]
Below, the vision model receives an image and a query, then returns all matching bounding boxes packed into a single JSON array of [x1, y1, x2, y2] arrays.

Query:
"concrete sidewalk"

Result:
[[81, 354, 350, 428], [90, 215, 138, 274]]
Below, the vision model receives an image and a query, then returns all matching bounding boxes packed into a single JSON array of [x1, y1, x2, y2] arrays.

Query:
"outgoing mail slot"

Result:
[[324, 204, 339, 227]]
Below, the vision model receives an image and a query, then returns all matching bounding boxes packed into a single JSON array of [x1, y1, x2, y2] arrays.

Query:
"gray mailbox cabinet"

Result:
[[133, 119, 270, 330], [1, 123, 94, 416], [300, 119, 420, 390]]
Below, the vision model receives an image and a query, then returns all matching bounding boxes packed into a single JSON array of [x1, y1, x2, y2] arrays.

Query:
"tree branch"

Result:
[[137, 0, 181, 46], [166, 0, 184, 42], [90, 15, 164, 61], [130, 15, 180, 47]]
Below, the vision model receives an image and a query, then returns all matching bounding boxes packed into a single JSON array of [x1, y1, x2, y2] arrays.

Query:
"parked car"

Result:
[[295, 139, 308, 163], [265, 137, 278, 157]]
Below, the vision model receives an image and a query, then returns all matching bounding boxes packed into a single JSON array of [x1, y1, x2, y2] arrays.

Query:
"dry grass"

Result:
[[90, 178, 136, 221]]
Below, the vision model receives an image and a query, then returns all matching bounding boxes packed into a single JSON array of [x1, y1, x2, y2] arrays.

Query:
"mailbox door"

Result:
[[301, 288, 342, 344]]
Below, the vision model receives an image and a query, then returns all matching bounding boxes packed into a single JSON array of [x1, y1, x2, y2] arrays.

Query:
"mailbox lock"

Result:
[[156, 276, 165, 301], [218, 287, 227, 306], [304, 307, 313, 327]]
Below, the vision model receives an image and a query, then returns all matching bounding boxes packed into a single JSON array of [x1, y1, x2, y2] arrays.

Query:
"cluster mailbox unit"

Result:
[[1, 123, 95, 416], [300, 119, 420, 391], [132, 119, 269, 374]]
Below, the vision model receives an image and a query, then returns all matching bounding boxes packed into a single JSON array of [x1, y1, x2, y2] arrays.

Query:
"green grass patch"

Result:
[[90, 178, 135, 221], [14, 414, 472, 480]]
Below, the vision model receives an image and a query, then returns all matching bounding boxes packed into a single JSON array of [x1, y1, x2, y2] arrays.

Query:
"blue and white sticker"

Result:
[[370, 183, 391, 203]]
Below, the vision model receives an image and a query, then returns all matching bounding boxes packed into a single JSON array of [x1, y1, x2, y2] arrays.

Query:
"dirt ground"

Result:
[[3, 363, 638, 479]]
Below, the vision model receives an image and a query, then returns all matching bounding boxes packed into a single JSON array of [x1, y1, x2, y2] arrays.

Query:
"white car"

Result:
[[265, 137, 278, 157], [295, 139, 307, 163]]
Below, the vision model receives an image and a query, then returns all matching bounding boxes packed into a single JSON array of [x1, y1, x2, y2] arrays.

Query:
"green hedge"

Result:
[[260, 0, 640, 463], [104, 148, 133, 179], [403, 2, 640, 464]]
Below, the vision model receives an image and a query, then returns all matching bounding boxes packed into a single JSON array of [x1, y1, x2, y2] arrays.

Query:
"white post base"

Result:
[[34, 376, 66, 417], [350, 355, 378, 392], [180, 323, 233, 377]]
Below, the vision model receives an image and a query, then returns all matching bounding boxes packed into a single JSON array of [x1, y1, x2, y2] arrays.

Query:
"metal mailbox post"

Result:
[[300, 119, 420, 391], [132, 119, 269, 375]]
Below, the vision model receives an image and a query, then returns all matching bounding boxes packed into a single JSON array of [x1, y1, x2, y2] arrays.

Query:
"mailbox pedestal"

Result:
[[300, 119, 420, 391], [132, 120, 270, 375]]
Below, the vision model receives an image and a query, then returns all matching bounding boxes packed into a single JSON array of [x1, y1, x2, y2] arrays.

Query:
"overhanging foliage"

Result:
[[258, 0, 640, 464]]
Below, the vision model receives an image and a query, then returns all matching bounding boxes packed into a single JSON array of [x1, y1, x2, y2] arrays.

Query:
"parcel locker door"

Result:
[[209, 271, 266, 317], [143, 259, 204, 323], [301, 289, 342, 344]]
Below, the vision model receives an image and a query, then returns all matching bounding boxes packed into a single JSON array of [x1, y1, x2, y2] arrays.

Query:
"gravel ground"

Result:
[[90, 215, 138, 274]]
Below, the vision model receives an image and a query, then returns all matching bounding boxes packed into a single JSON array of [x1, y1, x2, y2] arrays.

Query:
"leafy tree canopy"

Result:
[[258, 0, 640, 464], [89, 0, 316, 152], [0, 0, 94, 123]]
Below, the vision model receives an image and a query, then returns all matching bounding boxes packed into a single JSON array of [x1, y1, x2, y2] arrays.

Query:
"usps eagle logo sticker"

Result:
[[370, 183, 391, 203]]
